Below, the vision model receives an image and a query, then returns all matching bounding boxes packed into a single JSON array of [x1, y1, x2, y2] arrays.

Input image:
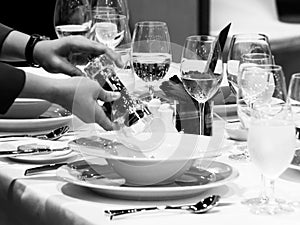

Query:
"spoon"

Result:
[[0, 125, 69, 141], [104, 195, 220, 220]]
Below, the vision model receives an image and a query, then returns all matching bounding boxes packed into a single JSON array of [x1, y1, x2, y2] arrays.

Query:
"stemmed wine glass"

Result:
[[90, 0, 129, 19], [92, 13, 127, 50], [244, 65, 296, 214], [53, 0, 92, 66], [53, 0, 92, 38], [227, 33, 273, 95], [180, 35, 223, 135], [288, 73, 300, 139], [228, 47, 274, 161], [131, 21, 172, 100]]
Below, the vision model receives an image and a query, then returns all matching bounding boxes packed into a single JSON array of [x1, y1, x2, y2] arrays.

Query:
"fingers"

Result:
[[103, 48, 124, 68], [94, 104, 116, 131], [98, 88, 121, 102], [66, 36, 124, 68], [58, 60, 85, 77]]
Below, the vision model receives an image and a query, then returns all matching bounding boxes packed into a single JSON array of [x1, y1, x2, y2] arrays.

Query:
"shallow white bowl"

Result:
[[69, 132, 231, 186], [0, 98, 52, 119]]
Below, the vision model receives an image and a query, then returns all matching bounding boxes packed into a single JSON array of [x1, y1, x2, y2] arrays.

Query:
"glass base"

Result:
[[242, 197, 268, 206], [228, 144, 250, 161], [228, 152, 250, 161], [250, 202, 294, 215]]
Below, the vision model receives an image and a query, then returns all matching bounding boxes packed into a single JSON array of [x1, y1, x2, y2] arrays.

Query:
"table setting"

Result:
[[3, 0, 300, 224]]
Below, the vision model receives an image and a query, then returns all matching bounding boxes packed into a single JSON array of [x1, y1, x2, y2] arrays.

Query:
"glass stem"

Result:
[[198, 102, 205, 135], [263, 177, 276, 204], [259, 174, 268, 201], [148, 84, 154, 99]]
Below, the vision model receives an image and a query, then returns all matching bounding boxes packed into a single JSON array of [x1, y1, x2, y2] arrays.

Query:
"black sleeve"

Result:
[[0, 62, 25, 114], [0, 23, 13, 54]]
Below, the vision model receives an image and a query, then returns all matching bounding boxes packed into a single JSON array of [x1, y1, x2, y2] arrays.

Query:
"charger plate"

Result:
[[56, 160, 239, 200]]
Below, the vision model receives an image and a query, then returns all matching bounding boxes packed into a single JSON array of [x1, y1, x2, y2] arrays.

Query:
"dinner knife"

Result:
[[0, 145, 70, 158], [24, 160, 93, 176], [24, 162, 67, 176]]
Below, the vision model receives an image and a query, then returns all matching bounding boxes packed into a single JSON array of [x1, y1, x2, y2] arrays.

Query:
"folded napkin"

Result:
[[159, 75, 236, 106]]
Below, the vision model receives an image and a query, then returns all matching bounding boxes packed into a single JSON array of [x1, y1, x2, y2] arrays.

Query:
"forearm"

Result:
[[0, 30, 30, 61], [19, 73, 66, 104]]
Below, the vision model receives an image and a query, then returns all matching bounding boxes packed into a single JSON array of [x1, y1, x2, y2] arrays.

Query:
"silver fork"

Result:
[[0, 126, 69, 141]]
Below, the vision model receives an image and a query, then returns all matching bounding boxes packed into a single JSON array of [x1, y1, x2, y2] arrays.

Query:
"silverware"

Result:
[[0, 126, 69, 141], [0, 143, 70, 158], [104, 195, 221, 220], [24, 160, 100, 177]]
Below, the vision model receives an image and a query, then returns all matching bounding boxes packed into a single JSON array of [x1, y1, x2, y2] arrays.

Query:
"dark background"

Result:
[[0, 0, 299, 40]]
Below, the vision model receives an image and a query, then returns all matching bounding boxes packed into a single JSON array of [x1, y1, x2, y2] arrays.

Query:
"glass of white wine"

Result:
[[180, 35, 223, 135], [131, 21, 172, 100]]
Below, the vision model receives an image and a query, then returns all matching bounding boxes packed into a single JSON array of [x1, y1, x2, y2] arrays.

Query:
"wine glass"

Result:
[[53, 0, 92, 66], [53, 0, 92, 38], [288, 73, 300, 139], [131, 21, 172, 100], [245, 65, 296, 214], [180, 35, 223, 135], [90, 0, 129, 19], [227, 33, 273, 95], [92, 13, 127, 50], [227, 52, 275, 161]]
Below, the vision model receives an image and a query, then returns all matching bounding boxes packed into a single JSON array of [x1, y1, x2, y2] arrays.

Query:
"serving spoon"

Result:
[[105, 195, 220, 220], [0, 126, 69, 141]]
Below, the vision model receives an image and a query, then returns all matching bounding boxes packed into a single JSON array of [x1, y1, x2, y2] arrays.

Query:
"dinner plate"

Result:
[[0, 138, 79, 164], [56, 160, 239, 200], [0, 98, 52, 119], [0, 105, 73, 132]]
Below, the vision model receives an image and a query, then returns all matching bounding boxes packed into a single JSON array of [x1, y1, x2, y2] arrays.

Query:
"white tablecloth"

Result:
[[0, 122, 300, 225], [1, 67, 299, 224]]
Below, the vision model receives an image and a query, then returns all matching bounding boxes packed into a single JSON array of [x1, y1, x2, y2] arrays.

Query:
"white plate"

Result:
[[56, 160, 239, 200], [0, 106, 73, 132], [213, 104, 237, 117], [0, 98, 52, 119], [225, 122, 248, 141], [0, 138, 79, 164]]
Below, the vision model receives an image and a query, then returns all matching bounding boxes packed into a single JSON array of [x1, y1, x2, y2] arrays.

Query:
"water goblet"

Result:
[[240, 64, 296, 211], [247, 101, 295, 214], [180, 35, 223, 135], [131, 21, 172, 100]]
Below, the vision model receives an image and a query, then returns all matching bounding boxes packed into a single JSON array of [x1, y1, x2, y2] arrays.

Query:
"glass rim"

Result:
[[291, 73, 300, 79], [185, 35, 216, 42], [232, 33, 269, 39], [135, 21, 167, 27], [93, 13, 127, 20], [241, 64, 282, 71]]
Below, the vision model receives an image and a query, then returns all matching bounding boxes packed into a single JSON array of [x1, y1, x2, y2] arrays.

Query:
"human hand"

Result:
[[52, 76, 121, 130], [33, 35, 124, 77]]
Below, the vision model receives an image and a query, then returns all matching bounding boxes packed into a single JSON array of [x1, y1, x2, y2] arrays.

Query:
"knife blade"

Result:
[[24, 160, 92, 176]]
